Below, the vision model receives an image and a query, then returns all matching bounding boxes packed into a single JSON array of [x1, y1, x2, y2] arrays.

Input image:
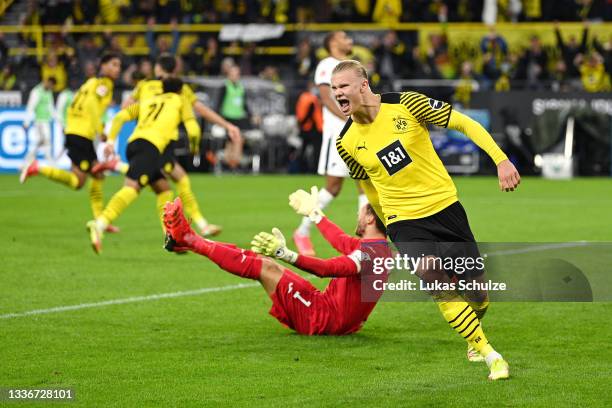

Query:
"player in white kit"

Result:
[[293, 31, 367, 256]]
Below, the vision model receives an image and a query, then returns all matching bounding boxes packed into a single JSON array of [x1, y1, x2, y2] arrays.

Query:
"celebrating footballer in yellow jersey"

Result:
[[20, 53, 122, 230], [331, 60, 520, 381], [95, 54, 230, 238], [64, 76, 115, 142], [87, 78, 200, 254], [109, 90, 199, 153], [336, 90, 510, 223]]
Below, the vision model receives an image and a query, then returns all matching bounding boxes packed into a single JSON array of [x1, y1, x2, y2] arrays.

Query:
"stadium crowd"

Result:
[[16, 0, 612, 25], [0, 1, 608, 95]]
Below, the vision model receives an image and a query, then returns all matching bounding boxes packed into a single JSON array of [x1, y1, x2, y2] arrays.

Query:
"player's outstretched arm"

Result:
[[251, 228, 360, 277], [289, 186, 359, 254], [193, 100, 243, 144], [181, 104, 202, 155], [447, 110, 520, 192]]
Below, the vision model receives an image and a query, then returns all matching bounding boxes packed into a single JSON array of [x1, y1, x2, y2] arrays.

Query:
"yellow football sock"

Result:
[[156, 190, 174, 232], [437, 296, 493, 357], [467, 297, 489, 321], [38, 166, 79, 190], [89, 178, 104, 218], [176, 176, 206, 226], [99, 186, 139, 226]]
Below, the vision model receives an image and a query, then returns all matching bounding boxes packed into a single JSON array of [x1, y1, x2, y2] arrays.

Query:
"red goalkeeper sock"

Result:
[[188, 236, 260, 280], [184, 233, 261, 280], [207, 244, 262, 280], [216, 242, 259, 258]]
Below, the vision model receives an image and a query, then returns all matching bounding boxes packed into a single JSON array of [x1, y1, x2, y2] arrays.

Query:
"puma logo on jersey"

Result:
[[357, 142, 367, 150], [429, 98, 445, 110]]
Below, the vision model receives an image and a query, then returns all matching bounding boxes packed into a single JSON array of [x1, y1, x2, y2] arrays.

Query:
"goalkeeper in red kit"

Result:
[[163, 188, 390, 335]]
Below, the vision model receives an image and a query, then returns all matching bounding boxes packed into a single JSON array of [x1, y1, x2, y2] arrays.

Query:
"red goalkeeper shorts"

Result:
[[268, 269, 335, 335]]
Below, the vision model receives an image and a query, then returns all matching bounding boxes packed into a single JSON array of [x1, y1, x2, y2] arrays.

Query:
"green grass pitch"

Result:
[[1, 174, 611, 407]]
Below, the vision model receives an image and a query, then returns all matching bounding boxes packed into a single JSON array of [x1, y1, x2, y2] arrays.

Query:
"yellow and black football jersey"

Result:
[[336, 92, 506, 224], [132, 78, 197, 105], [110, 93, 198, 153], [65, 77, 114, 140], [131, 79, 198, 142]]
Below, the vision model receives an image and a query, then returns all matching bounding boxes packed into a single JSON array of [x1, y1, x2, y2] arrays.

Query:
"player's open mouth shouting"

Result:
[[337, 97, 351, 115]]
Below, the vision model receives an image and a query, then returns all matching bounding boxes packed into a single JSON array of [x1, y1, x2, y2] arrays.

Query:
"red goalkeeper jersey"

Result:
[[293, 217, 391, 334]]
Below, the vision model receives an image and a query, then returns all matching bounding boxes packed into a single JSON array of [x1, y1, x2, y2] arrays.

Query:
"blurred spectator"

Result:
[[217, 65, 248, 169], [260, 65, 286, 93], [262, 0, 290, 23], [41, 52, 67, 92], [98, 0, 130, 24], [406, 46, 442, 79], [295, 80, 323, 173], [156, 0, 182, 23], [0, 64, 17, 91], [83, 60, 98, 79], [523, 0, 542, 21], [373, 0, 402, 24], [72, 0, 99, 24], [189, 36, 222, 76], [482, 0, 522, 24], [480, 27, 508, 82], [373, 31, 408, 91], [592, 32, 612, 75], [19, 0, 41, 47], [331, 0, 357, 22], [454, 61, 478, 107], [550, 60, 571, 92], [554, 22, 588, 79], [354, 0, 371, 21], [494, 61, 513, 91], [139, 58, 154, 79], [239, 42, 258, 76], [295, 0, 317, 23], [67, 34, 101, 71], [428, 32, 455, 79], [516, 35, 548, 89], [146, 17, 179, 59], [294, 39, 316, 83], [40, 0, 72, 25], [575, 52, 612, 92], [453, 0, 485, 22]]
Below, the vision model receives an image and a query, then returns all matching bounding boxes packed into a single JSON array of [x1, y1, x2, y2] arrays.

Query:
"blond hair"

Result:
[[332, 60, 369, 81]]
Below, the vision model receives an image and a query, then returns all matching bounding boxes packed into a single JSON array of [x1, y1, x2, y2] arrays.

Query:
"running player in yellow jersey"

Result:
[[20, 53, 121, 230], [93, 54, 242, 237], [331, 60, 520, 381], [86, 78, 200, 254]]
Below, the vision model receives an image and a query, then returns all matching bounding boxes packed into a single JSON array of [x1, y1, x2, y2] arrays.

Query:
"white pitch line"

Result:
[[0, 242, 591, 320], [0, 282, 260, 320], [483, 242, 588, 257]]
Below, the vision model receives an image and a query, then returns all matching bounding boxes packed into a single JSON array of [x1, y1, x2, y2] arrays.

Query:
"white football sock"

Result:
[[484, 350, 503, 367], [296, 187, 334, 236]]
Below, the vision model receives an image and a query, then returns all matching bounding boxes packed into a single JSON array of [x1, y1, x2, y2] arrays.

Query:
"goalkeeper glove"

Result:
[[288, 186, 324, 223], [251, 227, 298, 264]]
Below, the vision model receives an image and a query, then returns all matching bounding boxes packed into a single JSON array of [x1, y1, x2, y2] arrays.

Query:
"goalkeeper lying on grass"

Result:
[[163, 188, 390, 335]]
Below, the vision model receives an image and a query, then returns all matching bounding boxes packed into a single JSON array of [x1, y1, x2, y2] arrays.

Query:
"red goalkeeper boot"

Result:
[[163, 198, 213, 255]]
